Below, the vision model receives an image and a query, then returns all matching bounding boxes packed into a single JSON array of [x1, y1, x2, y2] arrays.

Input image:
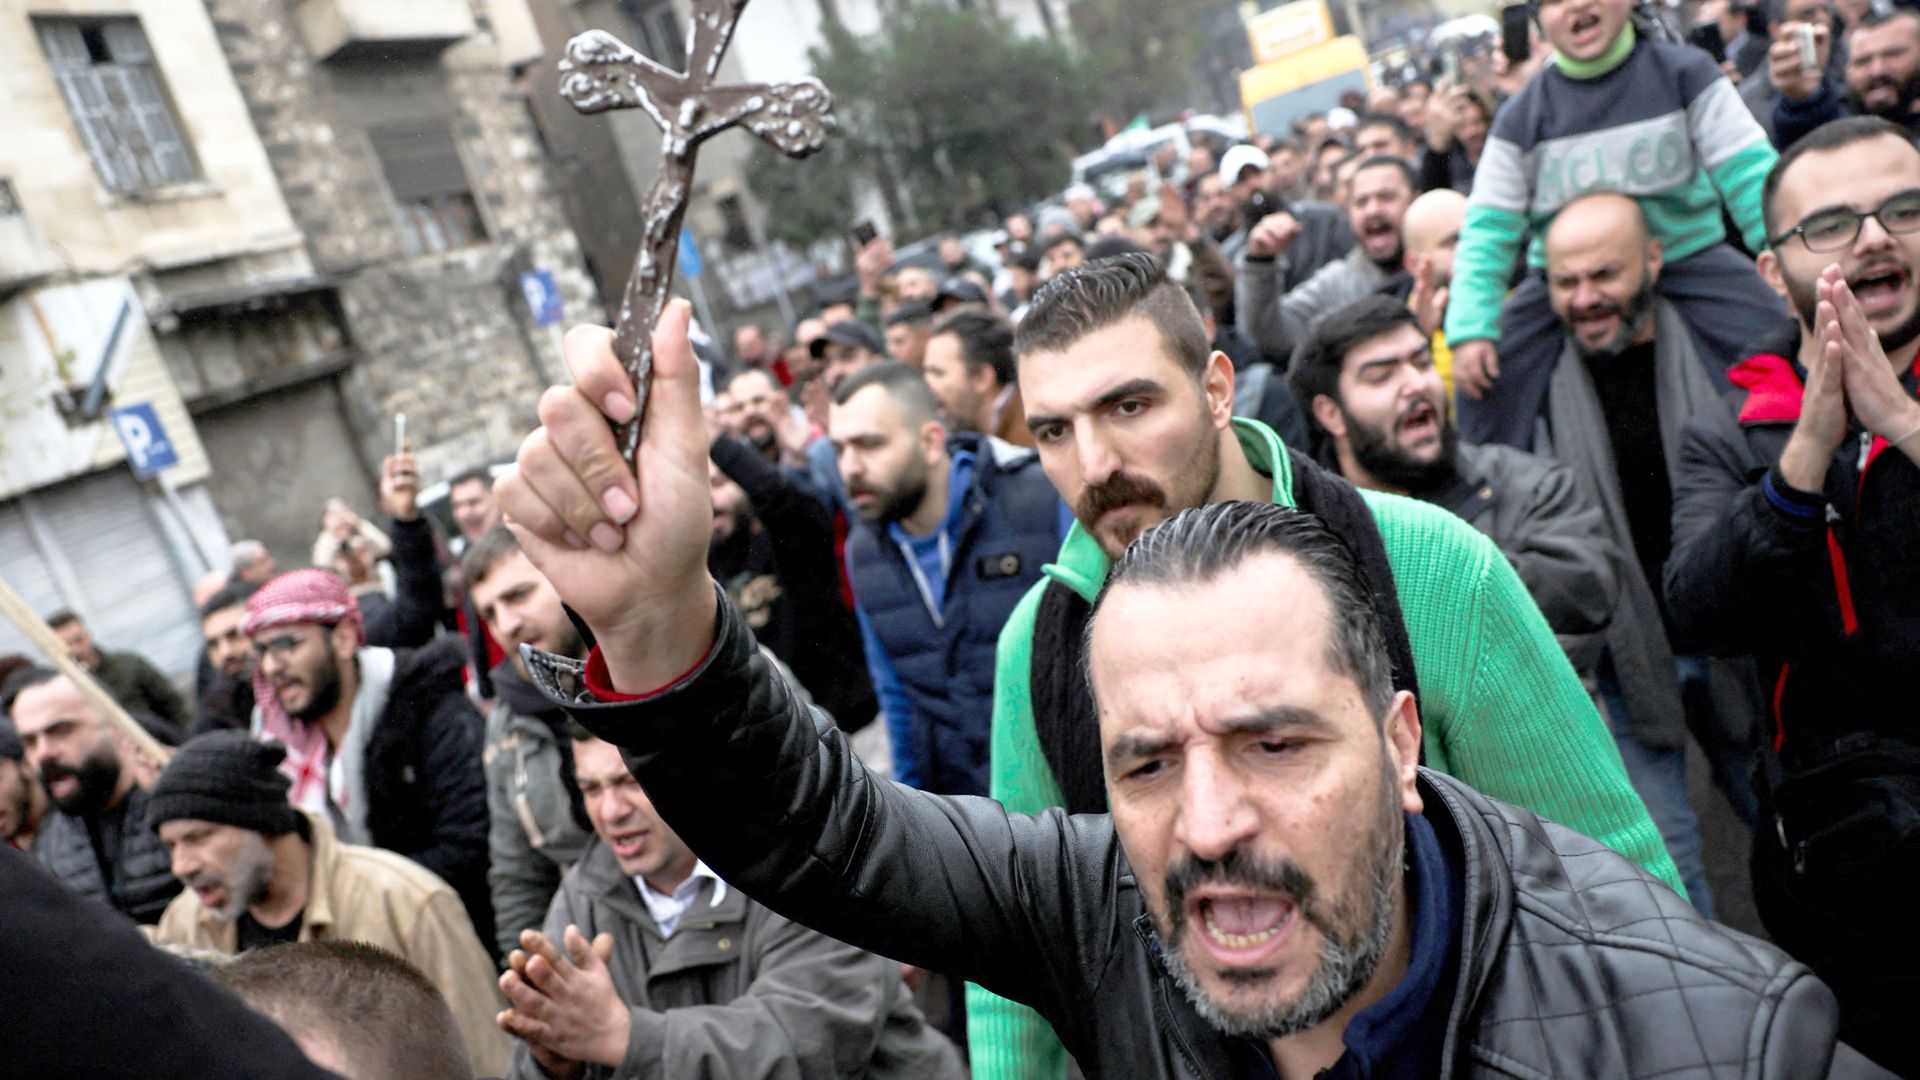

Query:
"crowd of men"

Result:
[[3, 0, 1918, 1075]]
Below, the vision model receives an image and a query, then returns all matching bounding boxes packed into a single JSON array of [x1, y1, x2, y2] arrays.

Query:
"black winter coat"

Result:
[[1667, 342, 1920, 770], [0, 847, 338, 1080], [532, 590, 1887, 1080], [366, 635, 494, 951]]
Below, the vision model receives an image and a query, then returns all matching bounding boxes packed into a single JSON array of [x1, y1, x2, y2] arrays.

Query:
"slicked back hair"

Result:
[[215, 941, 470, 1080], [1762, 116, 1919, 240], [1086, 502, 1394, 723], [831, 360, 942, 427], [1015, 252, 1212, 379], [932, 308, 1019, 388]]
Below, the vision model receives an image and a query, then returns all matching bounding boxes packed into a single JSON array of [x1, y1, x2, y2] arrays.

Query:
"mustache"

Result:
[[1573, 301, 1623, 320], [38, 762, 76, 784], [1164, 849, 1321, 932], [1076, 471, 1167, 523]]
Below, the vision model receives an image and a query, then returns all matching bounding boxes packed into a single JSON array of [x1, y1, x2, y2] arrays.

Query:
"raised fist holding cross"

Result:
[[558, 0, 834, 460]]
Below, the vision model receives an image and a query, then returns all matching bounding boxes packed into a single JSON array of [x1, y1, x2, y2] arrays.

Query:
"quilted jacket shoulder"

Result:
[[1427, 773, 1846, 1079]]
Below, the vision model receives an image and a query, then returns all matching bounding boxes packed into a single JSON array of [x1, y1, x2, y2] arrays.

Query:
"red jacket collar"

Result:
[[1728, 352, 1804, 424]]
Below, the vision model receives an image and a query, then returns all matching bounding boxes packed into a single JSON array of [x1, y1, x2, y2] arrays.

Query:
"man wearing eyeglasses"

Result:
[[241, 568, 494, 955], [1667, 116, 1920, 1078], [1526, 190, 1758, 923]]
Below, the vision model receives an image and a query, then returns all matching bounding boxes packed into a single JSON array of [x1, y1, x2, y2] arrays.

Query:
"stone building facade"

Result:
[[195, 0, 602, 520]]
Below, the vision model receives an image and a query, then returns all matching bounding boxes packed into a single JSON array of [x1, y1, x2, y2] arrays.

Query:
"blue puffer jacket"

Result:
[[846, 435, 1061, 796]]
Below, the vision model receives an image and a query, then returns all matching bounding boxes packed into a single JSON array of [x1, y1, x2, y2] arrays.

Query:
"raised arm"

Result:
[[493, 307, 1120, 1017]]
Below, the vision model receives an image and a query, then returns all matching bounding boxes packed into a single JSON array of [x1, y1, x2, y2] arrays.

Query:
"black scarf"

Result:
[[1031, 448, 1423, 815]]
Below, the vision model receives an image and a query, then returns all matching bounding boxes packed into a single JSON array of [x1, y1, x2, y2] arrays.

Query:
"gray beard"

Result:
[[1155, 763, 1405, 1040]]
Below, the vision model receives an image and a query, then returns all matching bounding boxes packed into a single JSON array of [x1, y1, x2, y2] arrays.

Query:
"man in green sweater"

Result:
[[968, 254, 1682, 1080]]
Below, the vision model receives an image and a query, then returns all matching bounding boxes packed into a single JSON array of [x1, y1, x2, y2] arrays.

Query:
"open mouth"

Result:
[[607, 829, 649, 861], [1848, 265, 1910, 314], [1570, 11, 1602, 38], [1187, 891, 1299, 960], [1572, 305, 1620, 339], [1397, 400, 1440, 443]]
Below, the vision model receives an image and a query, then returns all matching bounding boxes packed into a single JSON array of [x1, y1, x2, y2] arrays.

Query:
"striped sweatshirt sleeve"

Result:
[[1687, 75, 1778, 252], [1444, 132, 1531, 345]]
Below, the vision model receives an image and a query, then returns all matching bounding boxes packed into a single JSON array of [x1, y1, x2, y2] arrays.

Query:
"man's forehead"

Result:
[[1090, 558, 1357, 735], [248, 619, 330, 642], [1345, 325, 1429, 372], [1018, 315, 1182, 409], [570, 736, 630, 782], [828, 387, 904, 436], [1777, 139, 1920, 225], [11, 679, 94, 730]]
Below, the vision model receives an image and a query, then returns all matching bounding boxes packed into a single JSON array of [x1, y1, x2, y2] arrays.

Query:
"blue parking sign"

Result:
[[110, 403, 179, 480], [678, 228, 704, 279], [520, 269, 565, 327]]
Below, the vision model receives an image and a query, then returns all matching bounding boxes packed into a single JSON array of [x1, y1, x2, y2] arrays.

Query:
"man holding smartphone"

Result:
[[1772, 7, 1920, 148]]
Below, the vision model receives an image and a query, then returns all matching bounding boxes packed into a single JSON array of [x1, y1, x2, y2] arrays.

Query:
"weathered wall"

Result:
[[202, 0, 602, 482]]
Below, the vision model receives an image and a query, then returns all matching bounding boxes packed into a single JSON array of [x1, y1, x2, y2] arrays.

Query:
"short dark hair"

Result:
[[884, 301, 934, 328], [931, 309, 1018, 387], [1357, 113, 1414, 146], [1088, 501, 1394, 721], [459, 523, 523, 588], [447, 466, 493, 492], [1041, 231, 1084, 256], [725, 367, 784, 395], [831, 361, 942, 425], [1083, 236, 1148, 261], [1351, 154, 1418, 191], [1289, 296, 1424, 425], [199, 580, 261, 621], [215, 941, 469, 1080], [44, 609, 80, 631], [1763, 116, 1920, 239], [1, 666, 60, 719], [1015, 253, 1212, 379]]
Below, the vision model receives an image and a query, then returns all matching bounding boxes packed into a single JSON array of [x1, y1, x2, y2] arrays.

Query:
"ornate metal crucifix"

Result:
[[560, 0, 835, 461]]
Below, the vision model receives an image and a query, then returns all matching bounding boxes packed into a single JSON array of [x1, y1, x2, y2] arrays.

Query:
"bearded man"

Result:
[[7, 668, 179, 922], [148, 731, 508, 1074], [242, 569, 492, 948]]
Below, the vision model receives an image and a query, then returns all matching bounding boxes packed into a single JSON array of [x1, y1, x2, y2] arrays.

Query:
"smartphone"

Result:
[[1441, 49, 1461, 85], [850, 220, 878, 247], [393, 413, 407, 453], [1688, 21, 1727, 64], [1795, 22, 1819, 71], [1501, 3, 1533, 65]]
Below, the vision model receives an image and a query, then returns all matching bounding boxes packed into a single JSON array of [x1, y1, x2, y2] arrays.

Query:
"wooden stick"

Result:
[[0, 576, 173, 768]]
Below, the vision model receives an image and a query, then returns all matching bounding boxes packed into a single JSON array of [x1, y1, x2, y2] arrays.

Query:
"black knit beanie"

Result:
[[146, 731, 302, 836]]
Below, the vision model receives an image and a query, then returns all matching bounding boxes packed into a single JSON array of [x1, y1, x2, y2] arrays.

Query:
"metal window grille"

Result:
[[369, 125, 489, 255], [36, 18, 199, 195]]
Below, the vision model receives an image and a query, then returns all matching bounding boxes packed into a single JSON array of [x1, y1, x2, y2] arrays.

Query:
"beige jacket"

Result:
[[154, 811, 510, 1075]]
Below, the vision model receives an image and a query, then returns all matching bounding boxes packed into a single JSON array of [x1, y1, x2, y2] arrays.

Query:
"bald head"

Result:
[[1546, 192, 1653, 263], [1545, 193, 1664, 358], [1402, 189, 1468, 284]]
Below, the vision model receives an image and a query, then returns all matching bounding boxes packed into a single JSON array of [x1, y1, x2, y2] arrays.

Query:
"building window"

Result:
[[369, 125, 489, 256], [619, 0, 687, 70], [35, 18, 200, 196]]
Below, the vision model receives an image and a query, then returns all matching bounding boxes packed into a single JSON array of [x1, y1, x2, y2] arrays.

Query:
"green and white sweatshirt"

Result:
[[1444, 26, 1778, 345]]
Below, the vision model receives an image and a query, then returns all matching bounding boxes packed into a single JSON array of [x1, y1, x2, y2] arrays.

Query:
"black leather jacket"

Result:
[[533, 589, 1888, 1079]]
